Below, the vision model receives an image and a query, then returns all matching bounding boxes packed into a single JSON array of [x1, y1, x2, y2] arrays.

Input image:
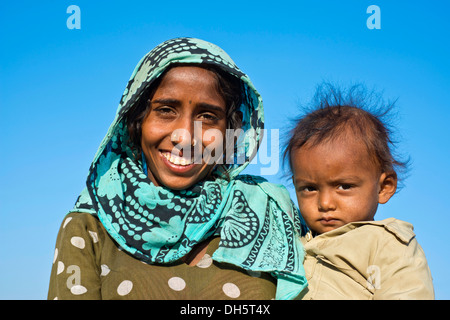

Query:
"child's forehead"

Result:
[[304, 127, 367, 151], [303, 134, 368, 157], [292, 132, 381, 174]]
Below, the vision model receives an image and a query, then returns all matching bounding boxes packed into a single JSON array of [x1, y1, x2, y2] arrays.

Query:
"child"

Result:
[[285, 83, 434, 299]]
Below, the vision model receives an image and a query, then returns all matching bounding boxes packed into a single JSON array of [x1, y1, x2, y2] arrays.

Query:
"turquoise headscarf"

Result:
[[70, 37, 307, 299]]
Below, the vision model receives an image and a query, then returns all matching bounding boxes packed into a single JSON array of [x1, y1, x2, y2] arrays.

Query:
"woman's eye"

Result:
[[154, 106, 176, 116], [198, 113, 219, 121], [157, 107, 173, 113]]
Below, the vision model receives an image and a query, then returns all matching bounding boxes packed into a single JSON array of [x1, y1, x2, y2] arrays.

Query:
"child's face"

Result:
[[291, 135, 397, 235]]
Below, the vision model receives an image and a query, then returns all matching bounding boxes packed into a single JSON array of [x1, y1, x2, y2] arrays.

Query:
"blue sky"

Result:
[[1, 1, 449, 299]]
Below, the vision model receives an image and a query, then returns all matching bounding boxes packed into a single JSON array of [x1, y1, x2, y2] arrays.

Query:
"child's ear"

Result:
[[378, 171, 398, 204]]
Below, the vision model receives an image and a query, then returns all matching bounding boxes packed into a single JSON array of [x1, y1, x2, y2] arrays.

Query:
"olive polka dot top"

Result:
[[48, 212, 277, 299]]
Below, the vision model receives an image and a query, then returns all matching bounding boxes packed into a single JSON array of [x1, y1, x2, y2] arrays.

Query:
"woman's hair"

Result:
[[125, 63, 243, 159], [283, 82, 409, 187]]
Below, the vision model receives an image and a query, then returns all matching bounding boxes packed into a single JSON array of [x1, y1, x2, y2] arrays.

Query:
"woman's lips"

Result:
[[160, 151, 196, 173], [161, 151, 193, 165]]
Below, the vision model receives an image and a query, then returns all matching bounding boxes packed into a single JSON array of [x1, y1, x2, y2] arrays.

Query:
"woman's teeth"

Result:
[[162, 152, 193, 166]]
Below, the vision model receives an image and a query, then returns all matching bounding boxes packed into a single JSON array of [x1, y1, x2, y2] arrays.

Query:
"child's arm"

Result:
[[373, 236, 434, 300]]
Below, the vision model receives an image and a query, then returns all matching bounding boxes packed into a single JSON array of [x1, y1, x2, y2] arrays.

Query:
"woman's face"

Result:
[[141, 66, 228, 190]]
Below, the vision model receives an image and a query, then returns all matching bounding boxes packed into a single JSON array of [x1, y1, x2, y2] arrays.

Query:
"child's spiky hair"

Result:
[[283, 82, 409, 188]]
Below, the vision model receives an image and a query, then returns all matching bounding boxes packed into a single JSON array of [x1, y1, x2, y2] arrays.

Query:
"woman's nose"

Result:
[[170, 118, 198, 148]]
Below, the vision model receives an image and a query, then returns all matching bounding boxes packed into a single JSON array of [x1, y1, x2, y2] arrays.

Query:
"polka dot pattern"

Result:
[[117, 280, 133, 296], [100, 264, 110, 276], [53, 248, 58, 264], [70, 285, 87, 295], [48, 213, 277, 300], [70, 236, 85, 249], [168, 277, 186, 291], [196, 253, 213, 268], [223, 283, 241, 298], [63, 217, 72, 228], [89, 231, 99, 243], [57, 261, 64, 275]]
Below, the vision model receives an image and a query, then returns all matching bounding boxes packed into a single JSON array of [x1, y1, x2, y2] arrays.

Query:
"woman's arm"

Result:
[[48, 212, 103, 300]]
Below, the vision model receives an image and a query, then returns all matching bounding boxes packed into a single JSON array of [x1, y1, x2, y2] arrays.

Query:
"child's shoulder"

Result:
[[352, 218, 416, 245]]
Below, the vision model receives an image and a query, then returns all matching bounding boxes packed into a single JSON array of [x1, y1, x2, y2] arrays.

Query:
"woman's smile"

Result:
[[160, 151, 196, 174], [161, 151, 194, 166]]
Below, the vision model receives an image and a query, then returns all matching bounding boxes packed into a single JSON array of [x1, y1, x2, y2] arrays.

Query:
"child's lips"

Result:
[[319, 217, 339, 226]]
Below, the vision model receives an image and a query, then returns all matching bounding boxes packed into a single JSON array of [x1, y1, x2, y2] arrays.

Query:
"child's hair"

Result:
[[283, 82, 409, 188]]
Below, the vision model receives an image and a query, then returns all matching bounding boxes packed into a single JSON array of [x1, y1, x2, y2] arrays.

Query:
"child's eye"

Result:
[[338, 184, 353, 190], [300, 186, 316, 193]]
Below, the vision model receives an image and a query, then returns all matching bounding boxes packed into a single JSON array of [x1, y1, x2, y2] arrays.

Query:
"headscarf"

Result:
[[70, 37, 307, 299]]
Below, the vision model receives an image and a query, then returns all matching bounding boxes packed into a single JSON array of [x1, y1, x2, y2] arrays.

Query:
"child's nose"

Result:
[[318, 190, 336, 212]]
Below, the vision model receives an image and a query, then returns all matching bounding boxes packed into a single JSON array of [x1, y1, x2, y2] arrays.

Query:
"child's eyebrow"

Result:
[[293, 177, 316, 185], [293, 176, 363, 185], [331, 176, 363, 183]]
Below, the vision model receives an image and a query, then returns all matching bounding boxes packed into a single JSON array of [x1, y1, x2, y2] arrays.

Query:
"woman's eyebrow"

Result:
[[150, 98, 180, 106], [150, 99, 225, 113], [197, 102, 226, 113]]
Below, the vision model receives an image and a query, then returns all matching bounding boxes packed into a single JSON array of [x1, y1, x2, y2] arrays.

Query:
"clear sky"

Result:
[[1, 1, 449, 299]]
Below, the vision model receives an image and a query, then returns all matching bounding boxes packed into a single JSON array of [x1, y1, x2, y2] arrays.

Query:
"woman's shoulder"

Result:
[[61, 211, 101, 226], [56, 212, 106, 240]]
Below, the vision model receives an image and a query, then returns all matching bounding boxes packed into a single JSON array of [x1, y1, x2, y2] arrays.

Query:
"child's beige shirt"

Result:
[[299, 218, 434, 299]]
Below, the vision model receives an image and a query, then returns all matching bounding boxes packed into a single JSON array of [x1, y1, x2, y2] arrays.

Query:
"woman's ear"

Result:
[[378, 171, 398, 204]]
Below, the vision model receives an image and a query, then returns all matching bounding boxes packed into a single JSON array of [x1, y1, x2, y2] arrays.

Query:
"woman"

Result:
[[48, 37, 307, 300]]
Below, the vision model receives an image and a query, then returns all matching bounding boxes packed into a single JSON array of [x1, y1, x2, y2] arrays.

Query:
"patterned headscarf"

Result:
[[70, 37, 307, 299]]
